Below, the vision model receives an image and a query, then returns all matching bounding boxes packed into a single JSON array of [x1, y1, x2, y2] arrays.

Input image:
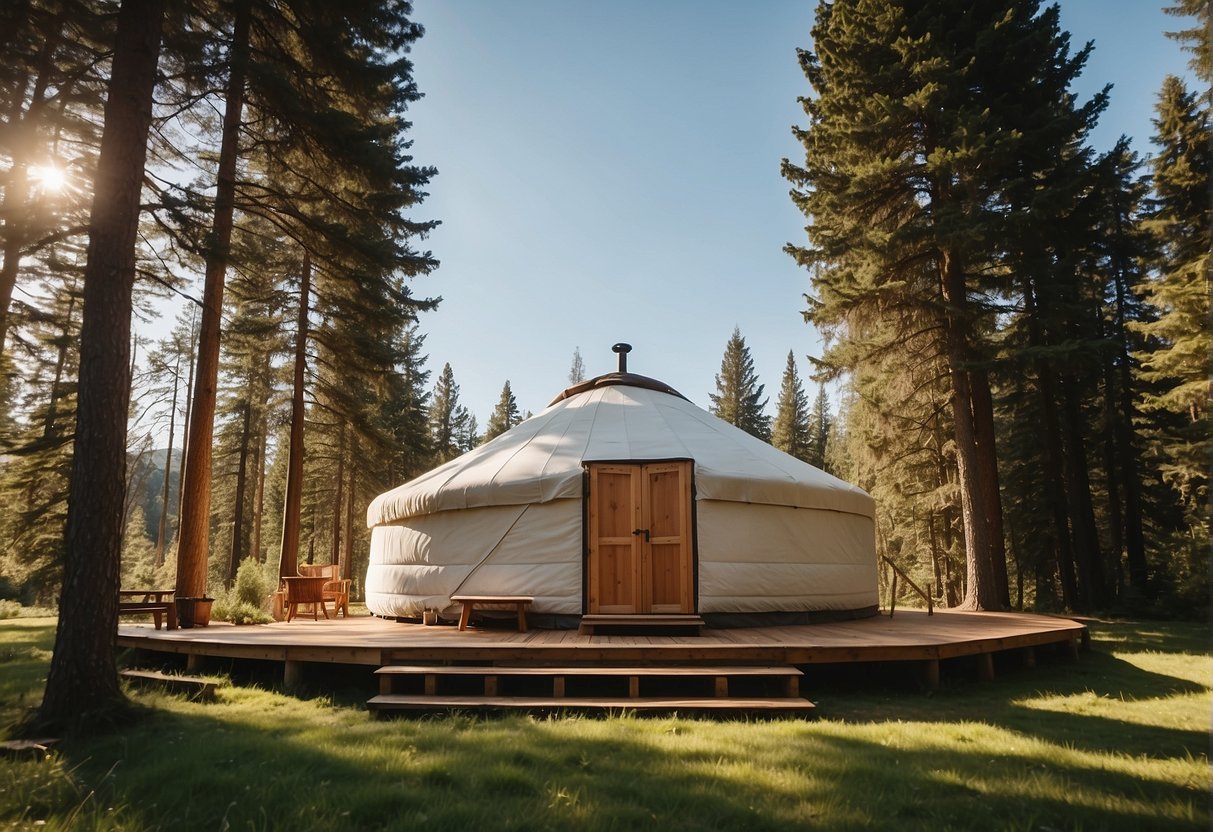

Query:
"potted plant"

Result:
[[176, 596, 216, 628]]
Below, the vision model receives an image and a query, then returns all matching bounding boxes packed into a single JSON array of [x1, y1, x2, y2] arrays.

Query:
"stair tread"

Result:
[[368, 694, 815, 711], [579, 614, 704, 623], [376, 664, 802, 677]]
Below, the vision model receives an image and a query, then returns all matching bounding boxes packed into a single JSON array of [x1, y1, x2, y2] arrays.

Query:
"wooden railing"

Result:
[[881, 556, 933, 616]]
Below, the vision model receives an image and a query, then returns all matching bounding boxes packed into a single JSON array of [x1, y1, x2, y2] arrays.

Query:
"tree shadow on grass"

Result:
[[809, 640, 1209, 761], [1085, 619, 1210, 656], [17, 699, 1207, 832]]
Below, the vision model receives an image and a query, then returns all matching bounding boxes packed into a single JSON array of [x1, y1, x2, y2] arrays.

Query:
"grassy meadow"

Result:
[[0, 616, 1208, 831]]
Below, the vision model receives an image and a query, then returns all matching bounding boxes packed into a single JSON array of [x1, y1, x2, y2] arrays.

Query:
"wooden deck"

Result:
[[117, 608, 1085, 670]]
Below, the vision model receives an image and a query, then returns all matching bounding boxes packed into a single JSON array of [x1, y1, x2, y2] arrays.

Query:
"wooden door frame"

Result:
[[582, 458, 698, 614]]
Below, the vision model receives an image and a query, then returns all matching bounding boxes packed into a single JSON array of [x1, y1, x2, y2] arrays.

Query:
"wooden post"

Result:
[[186, 653, 203, 674], [978, 652, 995, 681], [922, 659, 940, 690], [1022, 646, 1036, 668], [283, 660, 303, 688]]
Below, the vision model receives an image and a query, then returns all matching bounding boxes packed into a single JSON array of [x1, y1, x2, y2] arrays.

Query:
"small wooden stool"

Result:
[[450, 595, 534, 632]]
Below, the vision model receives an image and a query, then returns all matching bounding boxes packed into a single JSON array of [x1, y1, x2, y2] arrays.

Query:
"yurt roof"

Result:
[[367, 375, 874, 527]]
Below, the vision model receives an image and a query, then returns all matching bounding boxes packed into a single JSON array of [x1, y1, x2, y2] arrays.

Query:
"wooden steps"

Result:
[[371, 662, 812, 714], [120, 669, 218, 701], [368, 694, 815, 714], [578, 614, 705, 636]]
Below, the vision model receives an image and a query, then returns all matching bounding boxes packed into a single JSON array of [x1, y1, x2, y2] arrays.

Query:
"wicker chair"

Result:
[[283, 576, 329, 621], [298, 563, 349, 617]]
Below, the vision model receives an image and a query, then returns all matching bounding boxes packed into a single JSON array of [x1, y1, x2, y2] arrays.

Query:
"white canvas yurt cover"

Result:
[[365, 366, 878, 624]]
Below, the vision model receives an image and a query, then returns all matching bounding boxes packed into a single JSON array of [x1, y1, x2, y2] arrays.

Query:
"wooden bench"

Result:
[[449, 595, 534, 632], [118, 589, 176, 630], [120, 669, 218, 701]]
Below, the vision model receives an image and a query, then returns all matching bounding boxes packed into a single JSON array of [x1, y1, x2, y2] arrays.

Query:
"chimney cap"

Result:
[[611, 342, 632, 354]]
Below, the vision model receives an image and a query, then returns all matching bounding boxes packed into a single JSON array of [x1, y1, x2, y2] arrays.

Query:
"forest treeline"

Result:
[[776, 0, 1209, 617], [0, 0, 1207, 635]]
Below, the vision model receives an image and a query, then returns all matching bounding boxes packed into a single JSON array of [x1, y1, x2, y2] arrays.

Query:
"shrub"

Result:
[[212, 559, 276, 625], [0, 599, 21, 620], [222, 601, 273, 625], [233, 558, 274, 608]]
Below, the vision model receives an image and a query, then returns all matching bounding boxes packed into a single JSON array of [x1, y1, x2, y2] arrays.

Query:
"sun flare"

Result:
[[28, 163, 67, 192]]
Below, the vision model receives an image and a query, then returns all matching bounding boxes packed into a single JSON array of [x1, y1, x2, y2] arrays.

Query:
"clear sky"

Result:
[[373, 2, 1200, 424]]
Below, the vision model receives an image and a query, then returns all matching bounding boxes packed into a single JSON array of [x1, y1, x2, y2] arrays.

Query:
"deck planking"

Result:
[[117, 608, 1084, 669]]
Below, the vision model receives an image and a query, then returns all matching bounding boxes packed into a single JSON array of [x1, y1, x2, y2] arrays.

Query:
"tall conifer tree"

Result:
[[482, 380, 522, 443], [709, 327, 770, 441], [772, 351, 812, 461]]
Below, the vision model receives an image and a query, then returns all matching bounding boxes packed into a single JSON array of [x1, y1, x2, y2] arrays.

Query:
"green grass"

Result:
[[0, 617, 1207, 831]]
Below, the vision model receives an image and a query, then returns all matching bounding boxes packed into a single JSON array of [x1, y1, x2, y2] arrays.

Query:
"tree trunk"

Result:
[[175, 0, 252, 599], [175, 307, 197, 530], [343, 451, 356, 586], [1060, 377, 1106, 610], [1109, 245, 1149, 594], [970, 371, 1010, 607], [37, 0, 165, 731], [1101, 353, 1126, 601], [227, 401, 252, 584], [251, 411, 266, 563], [41, 285, 77, 439], [331, 426, 345, 567], [940, 250, 1001, 610], [154, 354, 179, 566], [278, 253, 311, 581]]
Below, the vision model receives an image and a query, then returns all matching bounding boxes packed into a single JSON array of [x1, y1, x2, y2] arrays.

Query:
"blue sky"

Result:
[[399, 0, 1195, 423]]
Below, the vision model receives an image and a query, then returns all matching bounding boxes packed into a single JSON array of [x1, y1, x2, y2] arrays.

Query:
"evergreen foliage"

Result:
[[709, 327, 770, 441], [569, 347, 586, 384], [482, 380, 522, 443], [771, 351, 812, 462], [428, 363, 473, 464], [783, 0, 1138, 612], [1136, 75, 1210, 518]]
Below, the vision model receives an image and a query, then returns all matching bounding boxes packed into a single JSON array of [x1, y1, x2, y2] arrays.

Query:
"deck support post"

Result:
[[186, 653, 204, 674], [977, 652, 995, 681], [1022, 646, 1036, 669], [922, 659, 940, 690], [1062, 637, 1080, 661], [284, 660, 303, 687]]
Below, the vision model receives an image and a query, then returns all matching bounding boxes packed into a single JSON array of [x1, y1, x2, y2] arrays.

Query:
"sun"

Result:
[[28, 163, 67, 193]]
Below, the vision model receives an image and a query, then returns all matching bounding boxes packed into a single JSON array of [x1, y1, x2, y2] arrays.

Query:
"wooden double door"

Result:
[[586, 461, 694, 614]]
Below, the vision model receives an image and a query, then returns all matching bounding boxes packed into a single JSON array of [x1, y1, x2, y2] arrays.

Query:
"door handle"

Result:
[[632, 528, 650, 543]]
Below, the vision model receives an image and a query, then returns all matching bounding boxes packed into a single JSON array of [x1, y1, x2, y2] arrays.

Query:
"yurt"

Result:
[[365, 347, 878, 626]]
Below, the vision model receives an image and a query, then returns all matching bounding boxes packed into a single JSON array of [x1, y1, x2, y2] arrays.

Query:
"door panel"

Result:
[[588, 465, 642, 613], [588, 461, 693, 614]]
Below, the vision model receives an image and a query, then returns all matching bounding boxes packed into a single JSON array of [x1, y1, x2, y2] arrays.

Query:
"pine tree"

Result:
[[1137, 74, 1210, 516], [428, 363, 465, 464], [171, 0, 439, 598], [0, 0, 109, 358], [783, 0, 1105, 610], [771, 351, 812, 461], [482, 380, 522, 443], [807, 384, 831, 471], [37, 0, 166, 731], [568, 347, 586, 384], [380, 320, 431, 485], [709, 327, 770, 440]]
